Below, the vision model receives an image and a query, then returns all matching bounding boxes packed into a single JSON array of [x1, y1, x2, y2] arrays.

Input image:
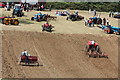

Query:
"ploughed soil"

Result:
[[2, 30, 118, 78]]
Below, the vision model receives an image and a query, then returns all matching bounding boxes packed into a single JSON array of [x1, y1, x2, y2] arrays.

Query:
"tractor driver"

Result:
[[87, 40, 99, 52], [21, 50, 30, 64]]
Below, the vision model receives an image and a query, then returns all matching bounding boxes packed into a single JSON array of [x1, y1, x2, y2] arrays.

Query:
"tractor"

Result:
[[101, 25, 120, 35], [31, 13, 48, 22], [89, 17, 102, 24], [42, 24, 54, 32], [2, 17, 19, 25], [12, 4, 24, 17], [65, 10, 84, 21], [113, 12, 120, 18], [85, 43, 108, 58], [18, 55, 39, 66], [66, 14, 84, 21]]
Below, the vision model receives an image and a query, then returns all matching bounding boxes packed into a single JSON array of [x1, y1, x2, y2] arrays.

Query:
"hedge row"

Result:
[[46, 2, 120, 12]]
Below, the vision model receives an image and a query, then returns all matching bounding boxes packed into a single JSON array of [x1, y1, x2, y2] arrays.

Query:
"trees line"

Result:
[[46, 2, 120, 12]]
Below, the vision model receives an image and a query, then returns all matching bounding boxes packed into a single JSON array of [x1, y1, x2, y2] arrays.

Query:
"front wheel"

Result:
[[42, 29, 45, 31], [36, 62, 39, 66], [31, 17, 34, 20], [66, 17, 69, 20]]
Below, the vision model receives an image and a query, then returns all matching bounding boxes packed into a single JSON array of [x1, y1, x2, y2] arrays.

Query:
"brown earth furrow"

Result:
[[2, 30, 118, 78]]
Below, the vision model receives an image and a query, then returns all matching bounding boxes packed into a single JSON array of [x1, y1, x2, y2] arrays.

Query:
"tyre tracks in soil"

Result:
[[2, 32, 27, 78], [2, 30, 118, 78], [32, 34, 62, 78]]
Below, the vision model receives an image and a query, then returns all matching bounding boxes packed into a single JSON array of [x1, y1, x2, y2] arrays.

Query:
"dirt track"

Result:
[[2, 30, 118, 78]]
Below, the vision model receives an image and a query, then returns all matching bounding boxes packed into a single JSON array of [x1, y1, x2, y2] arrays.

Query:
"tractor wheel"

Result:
[[36, 62, 39, 66], [37, 19, 41, 22], [14, 20, 19, 25], [2, 20, 5, 24], [18, 61, 22, 65], [96, 46, 100, 52], [85, 45, 89, 55], [107, 28, 111, 34], [5, 21, 9, 25], [49, 29, 52, 32], [44, 16, 48, 21], [66, 17, 69, 20], [71, 18, 76, 21], [88, 55, 91, 57], [42, 29, 45, 31], [31, 17, 34, 21], [17, 14, 19, 17], [119, 32, 120, 35], [104, 28, 110, 34]]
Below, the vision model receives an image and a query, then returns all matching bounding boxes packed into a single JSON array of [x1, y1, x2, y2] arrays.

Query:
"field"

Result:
[[0, 8, 119, 78]]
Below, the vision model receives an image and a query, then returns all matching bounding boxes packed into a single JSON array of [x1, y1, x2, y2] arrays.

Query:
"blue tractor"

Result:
[[31, 13, 48, 22], [89, 17, 102, 24], [101, 25, 120, 35], [65, 10, 84, 21], [12, 4, 24, 17]]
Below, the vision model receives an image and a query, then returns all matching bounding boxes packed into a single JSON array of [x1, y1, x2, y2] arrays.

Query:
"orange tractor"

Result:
[[2, 17, 19, 25]]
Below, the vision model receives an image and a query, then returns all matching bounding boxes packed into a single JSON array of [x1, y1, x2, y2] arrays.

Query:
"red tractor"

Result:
[[85, 41, 108, 58], [19, 55, 39, 66]]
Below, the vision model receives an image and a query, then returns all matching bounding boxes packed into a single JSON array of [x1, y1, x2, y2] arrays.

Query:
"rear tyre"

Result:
[[14, 20, 19, 25], [88, 55, 91, 57], [37, 19, 41, 22]]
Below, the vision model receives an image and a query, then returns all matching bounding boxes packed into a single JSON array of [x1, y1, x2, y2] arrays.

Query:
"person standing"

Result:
[[92, 19, 94, 27], [103, 18, 106, 26], [89, 9, 91, 14], [88, 19, 92, 27], [93, 9, 96, 16], [84, 18, 88, 26], [21, 50, 30, 64], [109, 11, 111, 17], [41, 5, 44, 11], [106, 18, 109, 25], [111, 12, 114, 17], [49, 5, 52, 11]]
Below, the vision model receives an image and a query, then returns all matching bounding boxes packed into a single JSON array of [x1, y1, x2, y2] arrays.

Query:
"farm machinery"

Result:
[[31, 13, 48, 22], [42, 23, 54, 32], [19, 55, 39, 66], [89, 17, 102, 24], [101, 25, 120, 35], [12, 4, 24, 17], [65, 10, 84, 21], [113, 12, 120, 18], [31, 13, 57, 22], [85, 42, 108, 58], [0, 17, 19, 25]]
